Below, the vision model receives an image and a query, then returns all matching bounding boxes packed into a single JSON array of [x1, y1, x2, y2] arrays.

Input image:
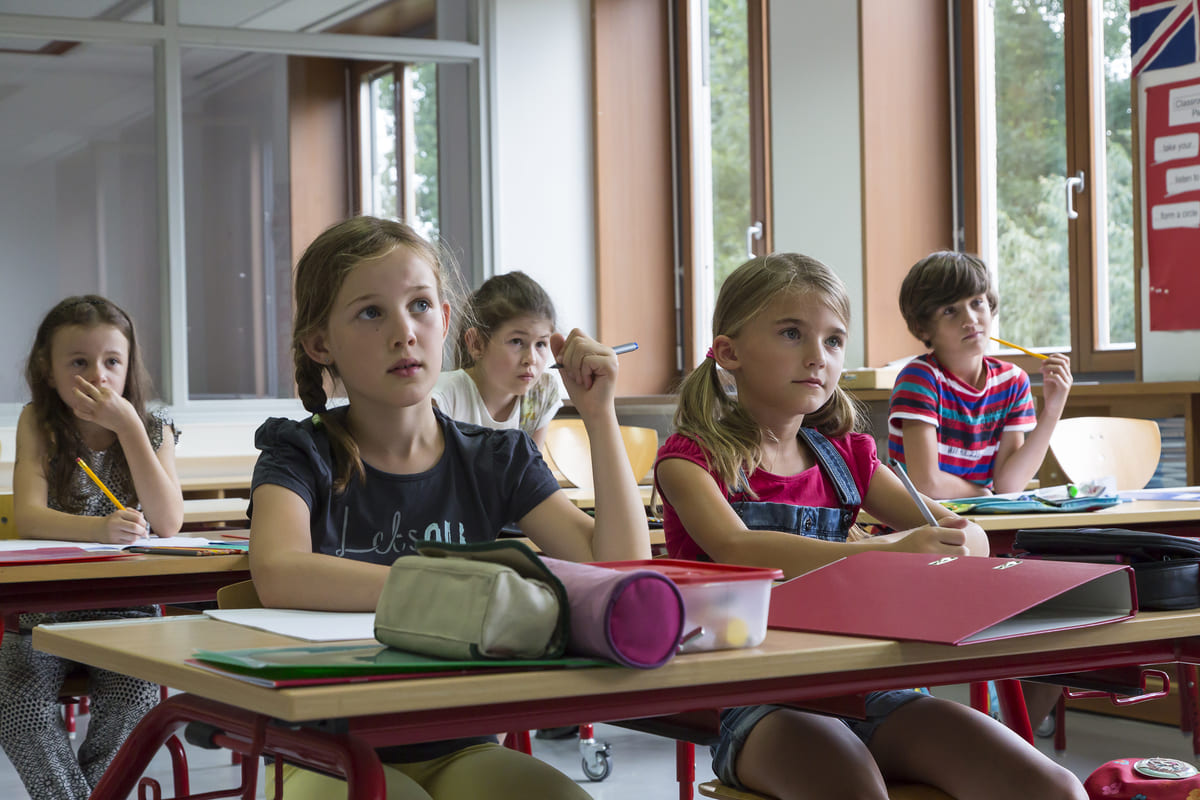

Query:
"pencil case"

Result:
[[539, 556, 685, 668], [1013, 528, 1200, 610], [374, 541, 569, 660]]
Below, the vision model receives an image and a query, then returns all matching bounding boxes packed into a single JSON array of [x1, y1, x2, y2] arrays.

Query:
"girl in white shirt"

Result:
[[432, 271, 564, 448]]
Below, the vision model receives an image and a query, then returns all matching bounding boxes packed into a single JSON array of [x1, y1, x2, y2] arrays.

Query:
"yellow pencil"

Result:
[[989, 336, 1049, 361], [75, 457, 125, 510]]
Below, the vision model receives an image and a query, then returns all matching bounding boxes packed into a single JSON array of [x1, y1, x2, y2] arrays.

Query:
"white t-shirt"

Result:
[[432, 369, 565, 438]]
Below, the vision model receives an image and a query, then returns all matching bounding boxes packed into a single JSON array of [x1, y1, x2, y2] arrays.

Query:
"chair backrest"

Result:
[[543, 419, 659, 488], [1044, 416, 1162, 491], [216, 579, 263, 609]]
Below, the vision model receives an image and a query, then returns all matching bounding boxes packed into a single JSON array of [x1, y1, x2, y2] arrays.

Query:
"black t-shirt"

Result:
[[249, 406, 561, 762], [251, 407, 559, 562]]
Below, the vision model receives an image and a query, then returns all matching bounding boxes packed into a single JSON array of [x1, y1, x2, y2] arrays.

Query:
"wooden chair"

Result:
[[1042, 416, 1162, 491], [543, 418, 658, 487]]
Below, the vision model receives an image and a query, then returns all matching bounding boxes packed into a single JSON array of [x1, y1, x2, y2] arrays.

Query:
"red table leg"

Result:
[[89, 694, 388, 800], [994, 679, 1034, 743]]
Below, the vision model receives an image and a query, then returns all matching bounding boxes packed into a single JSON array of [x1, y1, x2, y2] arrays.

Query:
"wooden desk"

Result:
[[860, 498, 1200, 555], [0, 551, 250, 625], [182, 497, 249, 525], [561, 483, 655, 509], [35, 610, 1200, 799]]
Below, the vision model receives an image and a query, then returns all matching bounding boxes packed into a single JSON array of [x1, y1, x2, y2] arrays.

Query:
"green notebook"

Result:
[[941, 494, 1121, 514], [192, 643, 610, 686]]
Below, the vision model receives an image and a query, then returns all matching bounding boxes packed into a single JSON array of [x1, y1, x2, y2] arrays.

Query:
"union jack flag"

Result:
[[1132, 0, 1200, 74]]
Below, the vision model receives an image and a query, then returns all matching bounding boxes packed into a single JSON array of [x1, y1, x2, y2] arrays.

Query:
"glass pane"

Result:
[[407, 62, 439, 242], [0, 42, 161, 404], [183, 48, 475, 400], [360, 64, 438, 240], [989, 0, 1070, 350], [1097, 0, 1134, 347], [707, 0, 752, 292], [363, 70, 398, 219], [179, 0, 474, 43], [0, 0, 152, 22], [181, 48, 293, 400]]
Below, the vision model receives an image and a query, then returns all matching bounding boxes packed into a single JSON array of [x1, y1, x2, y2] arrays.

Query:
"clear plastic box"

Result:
[[597, 560, 783, 653]]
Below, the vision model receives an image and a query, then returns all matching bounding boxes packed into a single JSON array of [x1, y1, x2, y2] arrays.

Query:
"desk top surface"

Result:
[[0, 549, 249, 584], [860, 499, 1200, 531], [34, 609, 1200, 725]]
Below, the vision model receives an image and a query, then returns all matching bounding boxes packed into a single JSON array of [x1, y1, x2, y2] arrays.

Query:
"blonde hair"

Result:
[[292, 216, 456, 491], [674, 253, 863, 496]]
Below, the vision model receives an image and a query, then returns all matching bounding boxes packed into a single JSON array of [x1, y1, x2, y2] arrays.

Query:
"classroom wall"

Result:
[[767, 0, 866, 369], [492, 0, 595, 335]]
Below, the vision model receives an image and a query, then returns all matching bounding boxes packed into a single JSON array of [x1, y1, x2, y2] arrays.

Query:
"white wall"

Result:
[[768, 0, 865, 369], [491, 0, 596, 335]]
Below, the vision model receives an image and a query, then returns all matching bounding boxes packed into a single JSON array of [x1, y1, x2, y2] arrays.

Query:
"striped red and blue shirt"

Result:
[[887, 354, 1036, 488]]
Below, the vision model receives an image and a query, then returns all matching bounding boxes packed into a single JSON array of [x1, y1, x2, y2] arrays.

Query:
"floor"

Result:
[[2, 685, 1198, 798]]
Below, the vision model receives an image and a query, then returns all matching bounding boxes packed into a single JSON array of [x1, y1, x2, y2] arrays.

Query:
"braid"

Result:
[[292, 351, 364, 492]]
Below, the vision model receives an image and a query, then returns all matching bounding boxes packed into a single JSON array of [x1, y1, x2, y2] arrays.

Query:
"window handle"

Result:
[[746, 221, 763, 258], [1065, 171, 1085, 220]]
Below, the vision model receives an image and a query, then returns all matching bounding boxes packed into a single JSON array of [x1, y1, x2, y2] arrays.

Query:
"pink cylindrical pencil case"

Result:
[[540, 557, 684, 669]]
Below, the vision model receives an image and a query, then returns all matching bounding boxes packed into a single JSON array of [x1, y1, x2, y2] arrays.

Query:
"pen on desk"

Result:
[[75, 457, 124, 510], [888, 459, 939, 528], [552, 341, 638, 369], [989, 336, 1049, 361], [125, 546, 235, 556]]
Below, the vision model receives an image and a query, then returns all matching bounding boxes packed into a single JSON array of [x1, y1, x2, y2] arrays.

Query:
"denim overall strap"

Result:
[[796, 427, 861, 508]]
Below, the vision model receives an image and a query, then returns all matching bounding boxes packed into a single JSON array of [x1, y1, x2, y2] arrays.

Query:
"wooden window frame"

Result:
[[958, 0, 1138, 377]]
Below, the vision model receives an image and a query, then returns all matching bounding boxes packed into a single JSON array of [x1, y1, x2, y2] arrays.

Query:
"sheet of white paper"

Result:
[[204, 608, 377, 642], [122, 536, 217, 548], [0, 536, 217, 552]]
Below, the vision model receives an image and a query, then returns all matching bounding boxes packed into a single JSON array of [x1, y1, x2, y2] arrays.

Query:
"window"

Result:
[[0, 0, 486, 417], [966, 0, 1133, 373], [679, 0, 771, 365], [359, 62, 440, 242]]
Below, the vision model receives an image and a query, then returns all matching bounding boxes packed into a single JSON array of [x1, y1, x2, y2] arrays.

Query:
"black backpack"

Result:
[[1013, 528, 1200, 611]]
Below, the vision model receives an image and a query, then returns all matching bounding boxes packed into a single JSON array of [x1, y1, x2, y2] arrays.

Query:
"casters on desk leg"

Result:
[[580, 732, 612, 782]]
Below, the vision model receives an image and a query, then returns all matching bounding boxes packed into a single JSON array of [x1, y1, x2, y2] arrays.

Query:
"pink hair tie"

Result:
[[705, 347, 715, 360]]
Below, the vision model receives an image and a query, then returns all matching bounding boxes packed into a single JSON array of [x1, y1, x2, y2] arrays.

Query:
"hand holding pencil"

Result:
[[76, 457, 147, 544]]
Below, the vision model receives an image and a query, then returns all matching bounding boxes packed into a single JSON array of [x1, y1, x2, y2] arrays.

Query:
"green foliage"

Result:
[[992, 0, 1134, 348], [411, 63, 440, 242], [377, 72, 398, 220], [708, 0, 752, 287]]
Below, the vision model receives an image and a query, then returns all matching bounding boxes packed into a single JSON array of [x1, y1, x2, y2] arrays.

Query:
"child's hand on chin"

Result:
[[71, 375, 137, 434]]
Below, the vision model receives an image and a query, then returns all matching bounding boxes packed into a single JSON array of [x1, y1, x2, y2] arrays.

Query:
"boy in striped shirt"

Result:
[[888, 251, 1075, 735], [887, 251, 1073, 500]]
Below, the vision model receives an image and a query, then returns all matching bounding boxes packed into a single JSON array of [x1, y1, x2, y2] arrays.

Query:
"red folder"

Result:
[[0, 547, 133, 566], [767, 551, 1137, 645]]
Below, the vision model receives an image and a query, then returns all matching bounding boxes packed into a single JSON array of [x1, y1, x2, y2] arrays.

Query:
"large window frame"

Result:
[[0, 1, 490, 426], [673, 0, 772, 372], [958, 0, 1136, 377]]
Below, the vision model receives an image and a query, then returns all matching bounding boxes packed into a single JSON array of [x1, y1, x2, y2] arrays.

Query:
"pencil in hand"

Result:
[[989, 336, 1049, 360], [551, 341, 638, 369], [75, 457, 125, 510], [888, 459, 938, 527]]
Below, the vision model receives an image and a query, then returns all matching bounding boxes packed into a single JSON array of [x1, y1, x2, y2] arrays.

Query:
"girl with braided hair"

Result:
[[247, 216, 649, 800]]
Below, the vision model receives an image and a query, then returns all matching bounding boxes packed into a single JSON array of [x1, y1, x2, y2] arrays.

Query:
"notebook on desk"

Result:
[[767, 551, 1136, 645], [190, 643, 611, 688]]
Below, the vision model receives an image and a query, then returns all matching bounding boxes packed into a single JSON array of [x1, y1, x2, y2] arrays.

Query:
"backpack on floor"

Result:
[[1084, 757, 1200, 799]]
